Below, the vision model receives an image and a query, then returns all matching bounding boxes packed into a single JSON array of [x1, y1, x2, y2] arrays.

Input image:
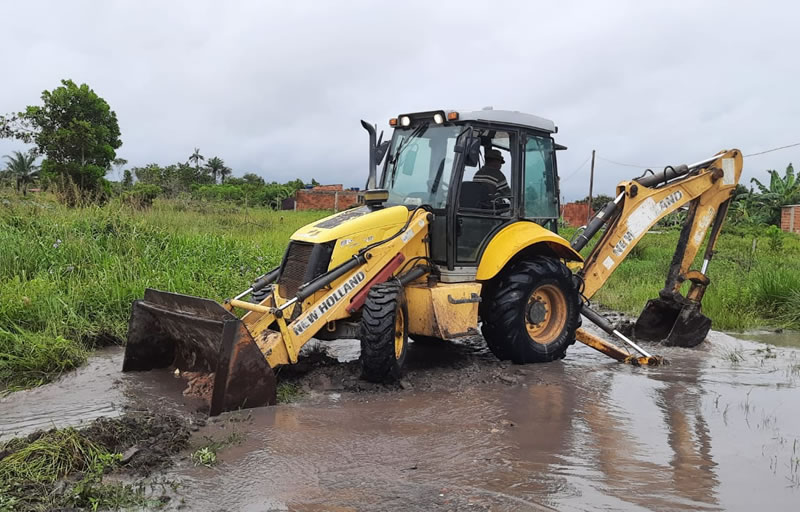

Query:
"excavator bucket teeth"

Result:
[[633, 297, 711, 348], [123, 288, 276, 415]]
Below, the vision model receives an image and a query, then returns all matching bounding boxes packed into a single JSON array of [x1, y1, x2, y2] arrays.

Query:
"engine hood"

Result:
[[290, 205, 411, 244]]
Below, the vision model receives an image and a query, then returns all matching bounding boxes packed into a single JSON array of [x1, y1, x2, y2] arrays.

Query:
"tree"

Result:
[[12, 80, 121, 194], [577, 193, 614, 211], [3, 150, 39, 196], [242, 173, 265, 186], [122, 169, 134, 188], [748, 163, 800, 225], [750, 163, 799, 201], [205, 156, 227, 184], [189, 148, 204, 171]]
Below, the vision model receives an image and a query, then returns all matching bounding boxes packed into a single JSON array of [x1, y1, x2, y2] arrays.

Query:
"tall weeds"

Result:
[[0, 192, 325, 390]]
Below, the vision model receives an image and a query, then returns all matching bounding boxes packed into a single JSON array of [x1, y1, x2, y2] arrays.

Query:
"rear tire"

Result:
[[482, 257, 579, 363], [360, 283, 409, 382]]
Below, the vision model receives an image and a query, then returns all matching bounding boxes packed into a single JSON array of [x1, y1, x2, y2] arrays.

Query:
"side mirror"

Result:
[[455, 135, 481, 167]]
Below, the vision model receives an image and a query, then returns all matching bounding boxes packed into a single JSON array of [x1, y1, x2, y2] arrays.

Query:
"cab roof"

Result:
[[453, 108, 556, 133]]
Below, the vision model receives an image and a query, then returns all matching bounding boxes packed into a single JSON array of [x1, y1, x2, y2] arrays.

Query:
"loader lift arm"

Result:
[[569, 149, 743, 359]]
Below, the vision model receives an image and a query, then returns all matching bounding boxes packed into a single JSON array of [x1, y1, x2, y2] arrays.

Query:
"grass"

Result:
[[562, 224, 800, 331], [276, 382, 305, 403], [0, 412, 188, 511], [0, 428, 146, 511], [190, 431, 244, 468], [0, 191, 327, 391], [1, 190, 798, 393]]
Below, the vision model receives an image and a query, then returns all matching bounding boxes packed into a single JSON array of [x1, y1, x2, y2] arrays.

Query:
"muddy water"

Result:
[[2, 329, 800, 511], [169, 328, 800, 511]]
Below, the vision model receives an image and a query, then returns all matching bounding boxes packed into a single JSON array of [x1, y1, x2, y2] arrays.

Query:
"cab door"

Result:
[[450, 129, 518, 266], [522, 132, 559, 232]]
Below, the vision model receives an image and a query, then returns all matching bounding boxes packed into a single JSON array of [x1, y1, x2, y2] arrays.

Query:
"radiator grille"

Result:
[[277, 242, 314, 298]]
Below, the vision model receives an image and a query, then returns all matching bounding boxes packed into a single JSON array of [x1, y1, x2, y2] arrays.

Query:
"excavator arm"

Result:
[[571, 149, 743, 360]]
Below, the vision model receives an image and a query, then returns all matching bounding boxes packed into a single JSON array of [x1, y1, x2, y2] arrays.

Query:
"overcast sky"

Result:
[[2, 1, 798, 200]]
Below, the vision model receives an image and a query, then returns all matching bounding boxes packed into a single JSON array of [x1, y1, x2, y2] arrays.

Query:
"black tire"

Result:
[[410, 335, 446, 345], [482, 257, 580, 363], [250, 286, 270, 304], [360, 282, 409, 382]]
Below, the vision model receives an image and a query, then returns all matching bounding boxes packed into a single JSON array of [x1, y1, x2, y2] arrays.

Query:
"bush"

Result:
[[121, 183, 162, 208]]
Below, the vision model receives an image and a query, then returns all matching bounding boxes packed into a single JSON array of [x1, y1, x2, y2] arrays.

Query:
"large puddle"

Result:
[[2, 328, 799, 510]]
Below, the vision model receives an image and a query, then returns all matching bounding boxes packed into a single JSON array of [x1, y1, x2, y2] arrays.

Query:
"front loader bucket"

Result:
[[633, 297, 711, 348], [123, 288, 276, 415]]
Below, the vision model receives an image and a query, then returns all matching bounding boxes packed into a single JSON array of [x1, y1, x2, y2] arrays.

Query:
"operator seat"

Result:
[[459, 181, 493, 210]]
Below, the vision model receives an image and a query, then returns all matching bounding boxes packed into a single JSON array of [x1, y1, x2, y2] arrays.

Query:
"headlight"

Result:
[[433, 113, 444, 124], [400, 116, 411, 127]]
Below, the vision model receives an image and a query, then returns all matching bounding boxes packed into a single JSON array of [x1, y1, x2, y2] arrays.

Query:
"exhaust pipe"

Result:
[[361, 120, 378, 190], [360, 120, 390, 190]]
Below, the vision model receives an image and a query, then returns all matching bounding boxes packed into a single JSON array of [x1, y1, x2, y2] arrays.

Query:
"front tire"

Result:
[[482, 257, 579, 363], [360, 283, 409, 382]]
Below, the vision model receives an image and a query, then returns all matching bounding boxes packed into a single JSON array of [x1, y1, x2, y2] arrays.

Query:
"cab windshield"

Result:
[[381, 124, 462, 208]]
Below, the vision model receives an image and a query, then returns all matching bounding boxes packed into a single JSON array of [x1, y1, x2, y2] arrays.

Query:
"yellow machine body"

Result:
[[476, 221, 583, 281], [405, 282, 483, 339], [122, 104, 744, 416]]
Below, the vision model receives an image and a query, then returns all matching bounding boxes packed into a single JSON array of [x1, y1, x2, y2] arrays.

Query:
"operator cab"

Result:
[[376, 108, 562, 272]]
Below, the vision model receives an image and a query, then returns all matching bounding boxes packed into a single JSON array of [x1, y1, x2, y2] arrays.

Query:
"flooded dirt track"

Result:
[[2, 328, 800, 511], [164, 328, 800, 512]]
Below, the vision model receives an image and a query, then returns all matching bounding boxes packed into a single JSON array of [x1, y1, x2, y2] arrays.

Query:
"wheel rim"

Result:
[[394, 308, 405, 359], [525, 284, 568, 344]]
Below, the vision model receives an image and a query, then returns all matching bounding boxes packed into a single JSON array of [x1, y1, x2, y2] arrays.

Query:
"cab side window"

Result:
[[524, 135, 558, 221], [459, 132, 513, 215]]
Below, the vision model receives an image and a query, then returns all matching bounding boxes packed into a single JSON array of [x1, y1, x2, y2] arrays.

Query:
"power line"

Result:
[[744, 141, 800, 157], [560, 156, 590, 182], [596, 155, 659, 169], [593, 141, 800, 172]]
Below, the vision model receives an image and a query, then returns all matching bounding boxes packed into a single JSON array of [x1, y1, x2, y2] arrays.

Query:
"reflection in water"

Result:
[[3, 330, 799, 510], [502, 346, 720, 511]]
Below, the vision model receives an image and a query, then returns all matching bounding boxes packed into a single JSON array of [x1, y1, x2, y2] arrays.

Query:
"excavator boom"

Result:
[[572, 149, 743, 353]]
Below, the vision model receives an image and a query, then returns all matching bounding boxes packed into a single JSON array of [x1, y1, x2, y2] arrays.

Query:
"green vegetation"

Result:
[[190, 431, 244, 468], [731, 163, 800, 225], [0, 191, 327, 391], [276, 382, 306, 403], [571, 224, 800, 331], [2, 151, 39, 196], [0, 418, 181, 512], [1, 79, 121, 197]]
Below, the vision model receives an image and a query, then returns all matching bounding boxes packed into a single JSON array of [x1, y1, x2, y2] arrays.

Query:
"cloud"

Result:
[[1, 0, 798, 199]]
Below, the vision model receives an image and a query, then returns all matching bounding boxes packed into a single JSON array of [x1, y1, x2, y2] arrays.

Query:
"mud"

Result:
[[81, 412, 193, 475], [2, 326, 800, 511]]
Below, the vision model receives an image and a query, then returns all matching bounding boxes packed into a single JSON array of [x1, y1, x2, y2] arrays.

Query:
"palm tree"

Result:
[[205, 156, 226, 184], [3, 151, 39, 196], [219, 165, 232, 184], [189, 148, 205, 171]]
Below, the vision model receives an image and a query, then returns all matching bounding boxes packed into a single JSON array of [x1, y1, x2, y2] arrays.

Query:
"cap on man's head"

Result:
[[486, 149, 505, 163]]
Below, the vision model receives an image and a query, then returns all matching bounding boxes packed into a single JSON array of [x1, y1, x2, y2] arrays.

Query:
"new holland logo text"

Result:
[[612, 191, 683, 257], [292, 271, 366, 336]]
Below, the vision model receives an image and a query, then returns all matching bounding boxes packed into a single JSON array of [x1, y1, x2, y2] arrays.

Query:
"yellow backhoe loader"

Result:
[[122, 108, 742, 415]]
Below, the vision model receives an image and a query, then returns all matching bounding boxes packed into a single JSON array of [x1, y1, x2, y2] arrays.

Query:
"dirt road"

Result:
[[2, 326, 799, 511]]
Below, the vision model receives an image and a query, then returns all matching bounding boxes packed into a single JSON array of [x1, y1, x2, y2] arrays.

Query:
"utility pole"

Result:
[[588, 149, 596, 223]]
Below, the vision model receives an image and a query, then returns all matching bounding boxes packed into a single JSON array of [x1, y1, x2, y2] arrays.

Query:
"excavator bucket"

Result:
[[122, 289, 276, 415], [633, 297, 711, 348]]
